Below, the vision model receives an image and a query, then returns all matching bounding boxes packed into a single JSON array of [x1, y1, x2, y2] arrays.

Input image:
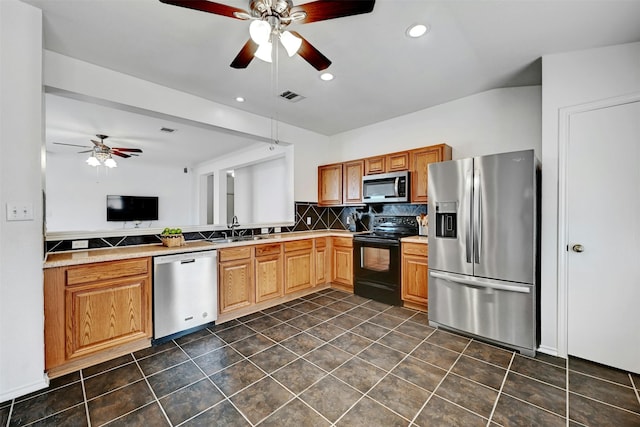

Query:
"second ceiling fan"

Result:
[[159, 0, 376, 71]]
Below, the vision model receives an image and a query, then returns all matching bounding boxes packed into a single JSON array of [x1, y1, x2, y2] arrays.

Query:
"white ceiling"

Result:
[[24, 0, 640, 163]]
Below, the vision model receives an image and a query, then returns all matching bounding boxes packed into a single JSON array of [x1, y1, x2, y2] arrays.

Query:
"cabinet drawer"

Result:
[[255, 243, 282, 257], [332, 237, 353, 248], [403, 242, 428, 257], [219, 246, 252, 262], [284, 239, 313, 252], [65, 258, 149, 286]]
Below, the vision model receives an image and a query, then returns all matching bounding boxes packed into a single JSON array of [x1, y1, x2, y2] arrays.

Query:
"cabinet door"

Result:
[[255, 254, 283, 303], [410, 144, 452, 203], [219, 259, 254, 313], [65, 277, 151, 360], [332, 246, 353, 288], [365, 156, 385, 175], [386, 151, 409, 172], [343, 160, 364, 204], [318, 163, 343, 206], [284, 249, 314, 294], [401, 254, 429, 305]]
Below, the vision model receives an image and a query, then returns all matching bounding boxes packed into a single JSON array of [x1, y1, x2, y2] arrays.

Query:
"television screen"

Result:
[[107, 195, 159, 222]]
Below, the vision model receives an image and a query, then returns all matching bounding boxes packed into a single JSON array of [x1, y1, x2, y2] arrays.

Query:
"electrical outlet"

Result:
[[306, 216, 312, 225], [260, 227, 269, 234], [274, 227, 281, 233], [72, 240, 89, 249], [346, 217, 351, 224]]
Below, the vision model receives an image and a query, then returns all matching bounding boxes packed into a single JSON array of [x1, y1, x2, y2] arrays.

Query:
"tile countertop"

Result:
[[401, 235, 428, 244], [44, 230, 356, 268]]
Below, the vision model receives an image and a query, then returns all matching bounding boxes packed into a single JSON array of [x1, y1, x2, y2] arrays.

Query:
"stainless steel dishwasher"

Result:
[[153, 250, 217, 340]]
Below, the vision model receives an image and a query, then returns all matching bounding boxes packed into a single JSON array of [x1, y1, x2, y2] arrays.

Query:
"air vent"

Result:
[[279, 90, 305, 103], [160, 127, 176, 133]]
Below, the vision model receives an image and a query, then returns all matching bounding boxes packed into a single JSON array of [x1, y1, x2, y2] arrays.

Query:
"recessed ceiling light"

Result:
[[406, 23, 429, 38], [320, 72, 334, 81], [235, 96, 245, 102]]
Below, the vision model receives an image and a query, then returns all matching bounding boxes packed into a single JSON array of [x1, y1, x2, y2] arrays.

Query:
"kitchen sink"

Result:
[[207, 235, 271, 243]]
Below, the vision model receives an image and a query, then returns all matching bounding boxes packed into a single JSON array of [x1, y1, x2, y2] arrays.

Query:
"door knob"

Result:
[[572, 244, 584, 253]]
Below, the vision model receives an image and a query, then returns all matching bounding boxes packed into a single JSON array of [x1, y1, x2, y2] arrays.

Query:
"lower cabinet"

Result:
[[284, 240, 315, 294], [401, 242, 428, 310], [255, 243, 283, 303], [218, 246, 254, 313], [332, 237, 353, 290], [44, 258, 152, 373], [315, 238, 329, 285]]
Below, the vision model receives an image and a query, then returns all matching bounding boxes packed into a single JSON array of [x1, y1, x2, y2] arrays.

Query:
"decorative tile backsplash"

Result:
[[46, 201, 427, 253]]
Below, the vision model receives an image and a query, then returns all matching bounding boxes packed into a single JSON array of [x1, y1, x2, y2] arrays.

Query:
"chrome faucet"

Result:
[[229, 215, 240, 236]]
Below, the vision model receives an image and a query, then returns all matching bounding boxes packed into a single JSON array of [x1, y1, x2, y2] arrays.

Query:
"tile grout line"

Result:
[[331, 322, 438, 426], [631, 374, 640, 406], [407, 339, 474, 426], [485, 351, 516, 426], [132, 354, 173, 426], [79, 369, 92, 427], [5, 399, 13, 427]]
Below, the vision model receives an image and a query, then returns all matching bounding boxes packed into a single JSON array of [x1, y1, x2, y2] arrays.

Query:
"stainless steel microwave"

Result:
[[362, 171, 410, 203]]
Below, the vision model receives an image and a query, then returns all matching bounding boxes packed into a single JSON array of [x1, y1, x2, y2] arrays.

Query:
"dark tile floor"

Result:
[[2, 289, 640, 426]]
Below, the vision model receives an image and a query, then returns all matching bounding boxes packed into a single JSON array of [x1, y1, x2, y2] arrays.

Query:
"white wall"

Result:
[[540, 42, 640, 356], [234, 156, 289, 224], [328, 86, 542, 163], [0, 0, 48, 401], [46, 153, 192, 232]]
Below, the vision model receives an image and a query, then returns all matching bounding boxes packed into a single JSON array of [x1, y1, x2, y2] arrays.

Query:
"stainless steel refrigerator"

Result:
[[427, 149, 539, 356]]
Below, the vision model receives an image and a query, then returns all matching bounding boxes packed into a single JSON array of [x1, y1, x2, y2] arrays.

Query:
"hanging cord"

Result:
[[269, 29, 280, 150]]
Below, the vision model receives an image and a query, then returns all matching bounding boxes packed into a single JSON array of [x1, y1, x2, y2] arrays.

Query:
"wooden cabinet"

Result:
[[255, 243, 283, 303], [410, 144, 452, 203], [343, 160, 364, 204], [387, 151, 410, 172], [284, 240, 315, 294], [219, 247, 254, 313], [44, 258, 152, 373], [365, 151, 409, 175], [332, 237, 353, 290], [401, 242, 428, 311], [315, 238, 329, 285], [318, 163, 343, 206]]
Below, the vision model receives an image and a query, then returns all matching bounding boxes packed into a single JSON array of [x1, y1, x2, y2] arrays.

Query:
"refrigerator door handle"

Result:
[[465, 171, 473, 263], [429, 271, 531, 294], [473, 171, 482, 264]]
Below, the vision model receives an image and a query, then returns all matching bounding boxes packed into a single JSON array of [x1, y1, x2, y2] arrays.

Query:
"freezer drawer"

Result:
[[153, 250, 218, 340], [428, 270, 536, 355]]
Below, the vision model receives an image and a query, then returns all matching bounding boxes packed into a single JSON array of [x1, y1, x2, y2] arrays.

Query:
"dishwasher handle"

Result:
[[153, 250, 217, 265]]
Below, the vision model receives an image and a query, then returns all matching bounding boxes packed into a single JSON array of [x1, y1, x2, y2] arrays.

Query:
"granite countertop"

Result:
[[44, 230, 356, 268], [401, 235, 428, 244]]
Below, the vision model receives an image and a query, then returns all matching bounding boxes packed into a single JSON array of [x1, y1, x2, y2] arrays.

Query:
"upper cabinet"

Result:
[[318, 163, 343, 206], [364, 151, 409, 175], [343, 160, 364, 205], [410, 144, 452, 203], [318, 144, 451, 206]]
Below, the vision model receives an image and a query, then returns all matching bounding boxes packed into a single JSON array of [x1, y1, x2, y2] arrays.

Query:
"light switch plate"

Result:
[[6, 202, 33, 221], [306, 216, 312, 225], [72, 240, 89, 249]]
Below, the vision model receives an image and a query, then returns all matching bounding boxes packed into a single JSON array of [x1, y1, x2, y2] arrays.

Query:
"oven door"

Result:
[[353, 237, 401, 305]]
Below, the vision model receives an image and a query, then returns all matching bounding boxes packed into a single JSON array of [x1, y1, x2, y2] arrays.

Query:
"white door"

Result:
[[567, 100, 640, 373]]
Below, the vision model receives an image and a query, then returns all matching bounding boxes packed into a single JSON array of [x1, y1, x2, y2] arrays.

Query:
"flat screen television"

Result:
[[107, 195, 158, 222]]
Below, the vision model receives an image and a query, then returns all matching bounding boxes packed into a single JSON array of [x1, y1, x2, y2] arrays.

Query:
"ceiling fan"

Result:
[[159, 0, 376, 71], [53, 134, 143, 168]]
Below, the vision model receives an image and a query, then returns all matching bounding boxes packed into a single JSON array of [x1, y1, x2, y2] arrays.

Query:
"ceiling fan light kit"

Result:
[[160, 0, 376, 70]]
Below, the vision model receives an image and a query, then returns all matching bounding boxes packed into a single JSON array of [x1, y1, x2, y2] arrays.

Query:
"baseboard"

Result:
[[537, 344, 561, 357], [0, 374, 49, 402]]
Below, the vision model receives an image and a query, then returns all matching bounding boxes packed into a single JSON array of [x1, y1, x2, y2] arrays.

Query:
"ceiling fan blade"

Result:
[[159, 0, 249, 19], [290, 31, 331, 71], [53, 142, 91, 148], [78, 150, 93, 153], [111, 151, 132, 158], [112, 148, 143, 153], [230, 39, 259, 69], [291, 0, 375, 24]]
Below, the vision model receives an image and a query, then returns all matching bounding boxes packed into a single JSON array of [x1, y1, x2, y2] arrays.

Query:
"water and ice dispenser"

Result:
[[435, 201, 458, 238]]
